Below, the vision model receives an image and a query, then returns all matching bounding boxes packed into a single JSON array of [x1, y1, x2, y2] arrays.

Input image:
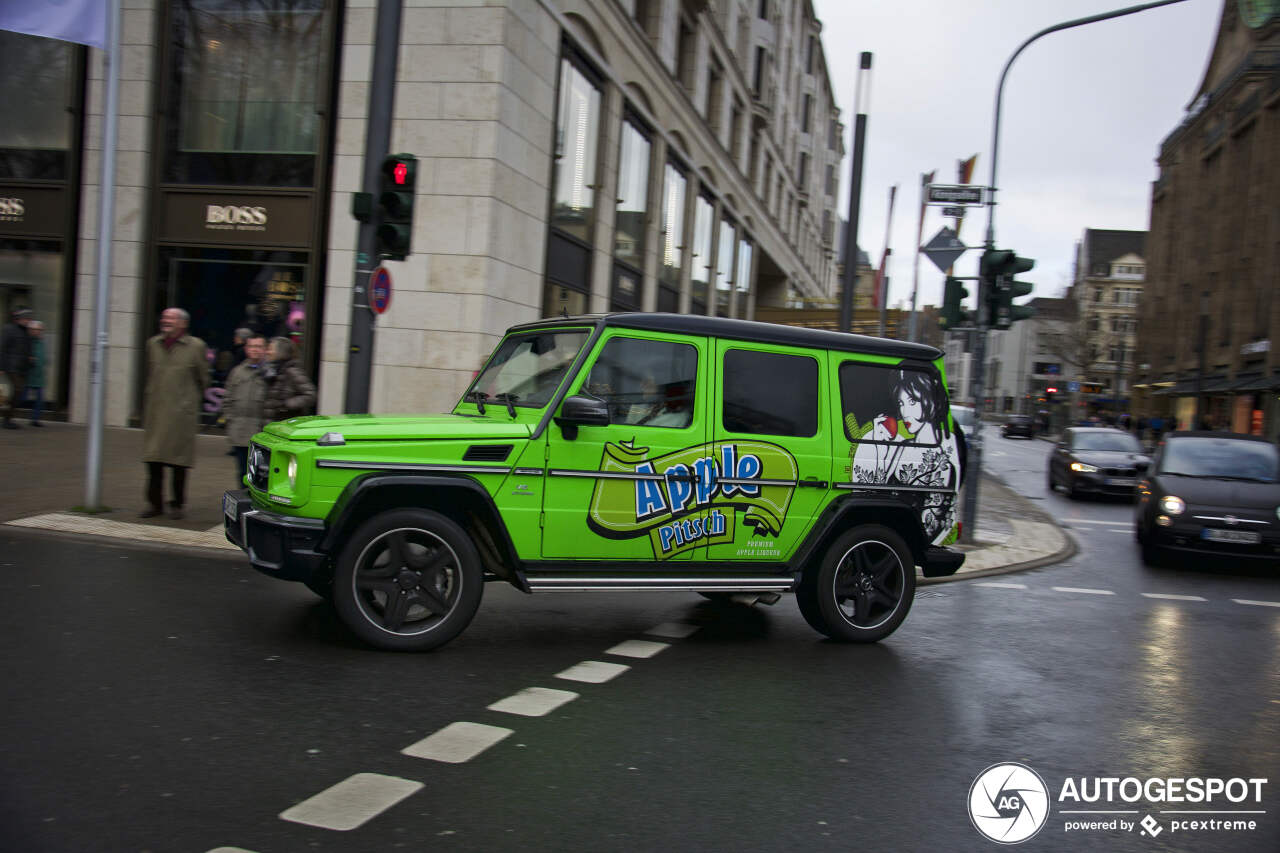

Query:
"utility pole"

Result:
[[343, 0, 404, 413], [961, 0, 1189, 543], [838, 52, 872, 334]]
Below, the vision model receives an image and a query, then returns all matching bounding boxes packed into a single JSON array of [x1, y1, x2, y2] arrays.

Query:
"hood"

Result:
[[1073, 450, 1150, 468], [1153, 473, 1280, 513], [264, 413, 534, 442]]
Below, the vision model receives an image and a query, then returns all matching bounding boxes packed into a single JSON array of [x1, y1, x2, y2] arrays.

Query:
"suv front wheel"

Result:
[[333, 508, 483, 651], [797, 524, 915, 643]]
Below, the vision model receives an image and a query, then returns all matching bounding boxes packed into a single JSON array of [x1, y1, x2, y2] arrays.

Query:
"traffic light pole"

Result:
[[960, 0, 1187, 543], [344, 0, 404, 414]]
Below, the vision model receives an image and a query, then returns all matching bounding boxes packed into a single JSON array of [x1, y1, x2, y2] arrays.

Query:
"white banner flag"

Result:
[[0, 0, 107, 49]]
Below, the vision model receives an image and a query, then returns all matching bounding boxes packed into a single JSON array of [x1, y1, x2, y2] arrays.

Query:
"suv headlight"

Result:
[[1160, 495, 1185, 515], [1070, 462, 1098, 473], [287, 455, 298, 489]]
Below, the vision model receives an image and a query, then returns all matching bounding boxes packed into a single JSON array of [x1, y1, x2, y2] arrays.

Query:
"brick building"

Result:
[[1133, 0, 1280, 437]]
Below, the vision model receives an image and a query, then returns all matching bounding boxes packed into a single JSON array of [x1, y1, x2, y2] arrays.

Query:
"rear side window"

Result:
[[840, 361, 948, 447], [721, 349, 818, 436]]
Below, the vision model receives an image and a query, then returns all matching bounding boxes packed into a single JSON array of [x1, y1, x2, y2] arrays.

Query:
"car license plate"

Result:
[[223, 493, 238, 522], [1107, 477, 1135, 487], [1202, 528, 1260, 544]]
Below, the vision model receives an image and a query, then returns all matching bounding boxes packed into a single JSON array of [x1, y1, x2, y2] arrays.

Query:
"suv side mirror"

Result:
[[555, 394, 610, 439]]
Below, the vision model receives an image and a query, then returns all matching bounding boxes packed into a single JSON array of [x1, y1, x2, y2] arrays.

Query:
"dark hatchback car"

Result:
[[1048, 427, 1150, 499], [1136, 432, 1280, 566], [1002, 414, 1034, 439]]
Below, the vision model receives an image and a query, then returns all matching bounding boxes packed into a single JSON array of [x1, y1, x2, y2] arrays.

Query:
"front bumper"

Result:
[[223, 489, 328, 583], [1147, 516, 1280, 562], [1069, 470, 1139, 496], [921, 546, 965, 577]]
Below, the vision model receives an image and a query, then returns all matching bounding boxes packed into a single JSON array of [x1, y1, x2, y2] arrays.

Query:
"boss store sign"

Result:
[[158, 191, 313, 248], [0, 184, 68, 239]]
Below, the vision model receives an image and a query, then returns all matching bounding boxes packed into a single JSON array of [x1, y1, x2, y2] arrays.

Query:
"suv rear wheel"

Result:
[[797, 524, 915, 643], [333, 509, 483, 651]]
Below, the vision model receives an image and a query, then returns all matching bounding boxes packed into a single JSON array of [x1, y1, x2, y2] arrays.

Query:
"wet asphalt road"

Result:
[[1, 433, 1278, 852]]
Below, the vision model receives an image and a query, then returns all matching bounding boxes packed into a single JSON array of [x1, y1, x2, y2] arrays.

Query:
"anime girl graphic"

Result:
[[850, 368, 958, 541]]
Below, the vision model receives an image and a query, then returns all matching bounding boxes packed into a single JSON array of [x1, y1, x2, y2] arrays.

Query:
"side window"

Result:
[[582, 337, 697, 428], [722, 349, 818, 436], [840, 362, 948, 447]]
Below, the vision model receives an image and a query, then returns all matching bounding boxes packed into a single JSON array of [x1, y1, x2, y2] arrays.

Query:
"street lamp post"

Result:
[[838, 52, 872, 334], [961, 0, 1190, 543]]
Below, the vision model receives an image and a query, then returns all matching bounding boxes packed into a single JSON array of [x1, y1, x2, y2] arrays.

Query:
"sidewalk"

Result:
[[0, 422, 1073, 579]]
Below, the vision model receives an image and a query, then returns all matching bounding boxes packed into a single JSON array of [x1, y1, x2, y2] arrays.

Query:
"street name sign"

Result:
[[927, 184, 984, 205], [921, 226, 968, 273]]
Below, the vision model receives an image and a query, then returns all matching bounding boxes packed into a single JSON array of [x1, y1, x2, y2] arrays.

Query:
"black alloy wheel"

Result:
[[797, 524, 915, 643], [333, 509, 483, 651]]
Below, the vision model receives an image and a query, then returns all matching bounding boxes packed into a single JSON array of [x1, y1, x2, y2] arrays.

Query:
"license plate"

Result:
[[1202, 528, 1260, 544], [1107, 477, 1135, 487], [223, 493, 238, 522]]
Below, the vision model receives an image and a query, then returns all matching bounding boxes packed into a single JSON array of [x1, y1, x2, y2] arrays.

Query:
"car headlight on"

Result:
[[1070, 462, 1099, 473], [287, 455, 298, 489], [1160, 495, 1185, 516]]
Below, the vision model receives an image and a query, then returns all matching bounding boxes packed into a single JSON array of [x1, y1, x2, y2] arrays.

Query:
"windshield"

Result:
[[1071, 432, 1141, 453], [465, 328, 590, 409], [1159, 437, 1279, 481], [951, 407, 975, 428]]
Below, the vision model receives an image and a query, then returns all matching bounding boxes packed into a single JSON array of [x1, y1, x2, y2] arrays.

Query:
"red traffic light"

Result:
[[1046, 386, 1058, 394], [393, 161, 407, 185]]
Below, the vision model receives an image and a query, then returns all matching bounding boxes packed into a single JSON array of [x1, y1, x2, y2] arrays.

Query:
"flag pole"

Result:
[[876, 185, 897, 338], [84, 0, 122, 511], [907, 171, 933, 342]]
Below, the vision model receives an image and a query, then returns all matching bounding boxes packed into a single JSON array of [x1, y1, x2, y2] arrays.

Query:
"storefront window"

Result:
[[691, 195, 713, 315], [164, 0, 330, 185], [0, 241, 65, 406], [0, 32, 75, 179], [735, 238, 753, 318], [715, 218, 735, 316], [614, 119, 650, 270], [551, 56, 602, 244]]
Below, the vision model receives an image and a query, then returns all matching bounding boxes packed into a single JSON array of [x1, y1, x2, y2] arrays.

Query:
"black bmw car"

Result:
[[1002, 414, 1034, 439], [1135, 432, 1280, 567], [1048, 427, 1150, 498]]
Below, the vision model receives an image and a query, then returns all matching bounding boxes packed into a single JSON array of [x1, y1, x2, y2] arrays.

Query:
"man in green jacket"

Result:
[[141, 307, 208, 520]]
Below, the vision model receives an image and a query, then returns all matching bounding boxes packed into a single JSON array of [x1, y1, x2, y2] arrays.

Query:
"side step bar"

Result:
[[524, 576, 796, 592]]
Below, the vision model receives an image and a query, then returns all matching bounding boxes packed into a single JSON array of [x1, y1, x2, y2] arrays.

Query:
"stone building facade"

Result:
[[1071, 228, 1145, 413], [0, 0, 843, 426], [1133, 0, 1280, 437]]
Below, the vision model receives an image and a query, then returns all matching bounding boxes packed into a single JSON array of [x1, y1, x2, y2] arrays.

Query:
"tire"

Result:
[[333, 509, 483, 651], [797, 524, 915, 643], [1046, 468, 1056, 493], [1140, 537, 1165, 568]]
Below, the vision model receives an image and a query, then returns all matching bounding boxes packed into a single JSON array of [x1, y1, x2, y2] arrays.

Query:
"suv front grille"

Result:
[[248, 442, 270, 491]]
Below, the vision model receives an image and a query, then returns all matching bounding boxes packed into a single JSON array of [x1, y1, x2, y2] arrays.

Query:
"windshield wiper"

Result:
[[492, 393, 519, 418], [465, 390, 488, 414]]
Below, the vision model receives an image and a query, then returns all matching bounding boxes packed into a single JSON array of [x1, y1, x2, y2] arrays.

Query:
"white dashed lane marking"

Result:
[[207, 848, 260, 853], [1064, 519, 1132, 526], [606, 639, 670, 659], [975, 582, 1027, 589], [487, 687, 579, 717], [1233, 599, 1280, 608], [278, 773, 423, 831], [1141, 593, 1208, 602], [401, 721, 513, 764], [1053, 587, 1116, 596], [555, 660, 631, 683], [646, 621, 701, 638]]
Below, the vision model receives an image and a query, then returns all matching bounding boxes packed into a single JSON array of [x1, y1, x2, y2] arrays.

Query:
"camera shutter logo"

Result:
[[969, 763, 1050, 844]]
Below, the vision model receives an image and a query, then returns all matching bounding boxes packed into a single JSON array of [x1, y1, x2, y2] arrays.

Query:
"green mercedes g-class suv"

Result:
[[224, 313, 965, 651]]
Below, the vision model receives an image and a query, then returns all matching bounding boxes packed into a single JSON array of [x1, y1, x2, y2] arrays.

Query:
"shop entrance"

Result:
[[153, 247, 310, 425]]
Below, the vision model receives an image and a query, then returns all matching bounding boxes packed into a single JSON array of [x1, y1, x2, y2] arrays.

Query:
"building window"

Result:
[[163, 0, 330, 186], [758, 0, 768, 19], [706, 59, 724, 132], [736, 237, 753, 317], [551, 55, 603, 245], [613, 118, 650, 273], [729, 98, 744, 166], [828, 117, 838, 150], [659, 161, 687, 311], [805, 35, 815, 75], [0, 31, 76, 179], [676, 15, 696, 92], [797, 152, 808, 189], [801, 93, 812, 133], [825, 163, 835, 196], [691, 194, 714, 316], [715, 217, 735, 316], [752, 46, 766, 97]]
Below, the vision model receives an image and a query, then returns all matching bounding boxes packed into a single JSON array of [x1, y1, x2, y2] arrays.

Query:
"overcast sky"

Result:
[[811, 0, 1222, 312]]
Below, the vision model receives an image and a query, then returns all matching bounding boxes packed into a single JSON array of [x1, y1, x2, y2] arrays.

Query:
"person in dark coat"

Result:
[[262, 337, 316, 422], [222, 333, 268, 485], [1, 306, 33, 429], [23, 320, 45, 426], [141, 307, 208, 519]]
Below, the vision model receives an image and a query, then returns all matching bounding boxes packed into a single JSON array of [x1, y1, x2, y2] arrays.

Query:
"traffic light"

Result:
[[980, 248, 1036, 329], [939, 276, 971, 330], [376, 153, 417, 260]]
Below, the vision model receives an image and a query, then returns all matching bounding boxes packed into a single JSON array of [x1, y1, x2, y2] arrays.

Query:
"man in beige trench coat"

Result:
[[141, 307, 208, 519]]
